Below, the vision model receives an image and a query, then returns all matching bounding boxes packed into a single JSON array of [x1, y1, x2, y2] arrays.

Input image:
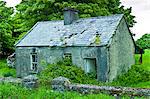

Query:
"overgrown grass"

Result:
[[0, 83, 114, 99], [0, 50, 149, 98], [0, 59, 16, 77], [0, 83, 147, 99]]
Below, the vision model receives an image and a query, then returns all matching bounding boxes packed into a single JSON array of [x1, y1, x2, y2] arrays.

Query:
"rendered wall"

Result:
[[15, 47, 64, 77], [15, 46, 108, 81], [108, 18, 135, 81]]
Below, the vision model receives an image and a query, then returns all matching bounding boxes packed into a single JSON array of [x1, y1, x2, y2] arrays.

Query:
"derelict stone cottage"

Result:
[[15, 8, 135, 82]]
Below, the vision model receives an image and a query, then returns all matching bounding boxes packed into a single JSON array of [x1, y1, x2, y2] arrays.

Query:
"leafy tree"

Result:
[[136, 34, 150, 49], [13, 0, 136, 39], [0, 1, 14, 55]]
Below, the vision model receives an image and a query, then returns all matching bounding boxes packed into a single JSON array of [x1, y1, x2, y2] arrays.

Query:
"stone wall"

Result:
[[0, 77, 22, 84], [0, 75, 38, 89], [51, 77, 150, 97]]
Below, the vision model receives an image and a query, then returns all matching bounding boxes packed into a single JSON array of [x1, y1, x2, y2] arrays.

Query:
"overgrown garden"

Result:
[[0, 50, 149, 98]]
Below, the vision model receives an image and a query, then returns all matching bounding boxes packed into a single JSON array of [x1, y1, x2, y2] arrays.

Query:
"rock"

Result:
[[0, 78, 4, 83], [0, 77, 22, 84], [7, 53, 16, 68], [22, 75, 38, 89], [4, 77, 22, 84], [51, 76, 71, 91]]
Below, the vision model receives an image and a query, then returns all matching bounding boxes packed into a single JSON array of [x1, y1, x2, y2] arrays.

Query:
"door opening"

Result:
[[85, 58, 97, 78]]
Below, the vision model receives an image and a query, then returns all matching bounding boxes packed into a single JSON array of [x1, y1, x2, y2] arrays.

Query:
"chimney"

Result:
[[64, 8, 79, 25]]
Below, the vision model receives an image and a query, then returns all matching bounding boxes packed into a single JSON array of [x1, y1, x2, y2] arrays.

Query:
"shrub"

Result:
[[3, 72, 13, 77], [113, 65, 150, 86], [0, 59, 16, 77], [0, 59, 8, 69], [0, 68, 16, 77], [39, 60, 98, 85]]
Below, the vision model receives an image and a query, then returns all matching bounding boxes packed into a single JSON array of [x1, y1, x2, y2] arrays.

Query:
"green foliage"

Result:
[[113, 65, 150, 86], [0, 83, 114, 98], [0, 1, 14, 54], [135, 49, 150, 71], [39, 50, 150, 88], [136, 34, 150, 49], [0, 49, 150, 97], [0, 59, 16, 77], [3, 72, 14, 77], [39, 59, 98, 85]]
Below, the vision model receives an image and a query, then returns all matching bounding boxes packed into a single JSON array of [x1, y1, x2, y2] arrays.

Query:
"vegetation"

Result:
[[0, 1, 14, 55], [136, 34, 150, 49], [0, 50, 149, 98], [0, 0, 149, 98], [0, 59, 16, 77], [0, 83, 116, 99], [39, 50, 150, 88], [0, 50, 149, 88], [39, 58, 100, 86]]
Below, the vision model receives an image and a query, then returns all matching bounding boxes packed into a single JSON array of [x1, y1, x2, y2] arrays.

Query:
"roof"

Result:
[[15, 14, 124, 47]]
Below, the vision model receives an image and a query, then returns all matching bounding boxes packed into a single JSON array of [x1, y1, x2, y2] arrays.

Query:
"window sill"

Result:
[[29, 71, 38, 74]]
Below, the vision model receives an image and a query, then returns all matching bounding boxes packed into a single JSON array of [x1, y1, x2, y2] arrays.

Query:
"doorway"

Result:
[[85, 58, 97, 75]]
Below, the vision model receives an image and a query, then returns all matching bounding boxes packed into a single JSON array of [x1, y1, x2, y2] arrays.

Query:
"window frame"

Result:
[[63, 53, 72, 60], [30, 52, 38, 72]]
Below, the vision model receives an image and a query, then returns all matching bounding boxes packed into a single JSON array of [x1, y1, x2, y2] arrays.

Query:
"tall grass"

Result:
[[0, 83, 114, 99], [0, 59, 16, 77]]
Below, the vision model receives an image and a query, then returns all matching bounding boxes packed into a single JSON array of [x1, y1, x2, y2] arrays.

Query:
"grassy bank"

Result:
[[0, 84, 114, 99]]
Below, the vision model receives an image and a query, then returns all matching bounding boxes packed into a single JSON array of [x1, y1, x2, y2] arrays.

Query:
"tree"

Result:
[[13, 0, 136, 39], [0, 1, 14, 56], [136, 34, 150, 49]]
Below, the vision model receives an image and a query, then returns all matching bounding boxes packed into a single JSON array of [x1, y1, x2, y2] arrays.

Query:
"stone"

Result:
[[51, 76, 71, 91], [22, 75, 38, 89], [4, 77, 22, 84], [0, 77, 22, 84], [7, 53, 16, 68]]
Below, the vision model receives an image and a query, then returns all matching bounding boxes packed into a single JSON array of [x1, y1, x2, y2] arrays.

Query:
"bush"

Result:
[[39, 59, 98, 85], [113, 65, 150, 86], [0, 59, 16, 77], [3, 72, 13, 77]]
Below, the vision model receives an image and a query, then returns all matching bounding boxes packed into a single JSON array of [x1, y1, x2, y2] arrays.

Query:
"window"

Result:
[[31, 53, 38, 72], [63, 53, 72, 66], [64, 53, 72, 59]]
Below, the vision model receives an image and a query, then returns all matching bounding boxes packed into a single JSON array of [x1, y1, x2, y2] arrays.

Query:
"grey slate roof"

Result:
[[16, 14, 123, 47]]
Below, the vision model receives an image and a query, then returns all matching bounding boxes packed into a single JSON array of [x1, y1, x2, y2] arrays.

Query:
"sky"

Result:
[[121, 0, 150, 40], [3, 0, 150, 40]]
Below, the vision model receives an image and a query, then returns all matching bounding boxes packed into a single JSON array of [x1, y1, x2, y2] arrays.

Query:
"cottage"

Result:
[[15, 8, 135, 82]]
